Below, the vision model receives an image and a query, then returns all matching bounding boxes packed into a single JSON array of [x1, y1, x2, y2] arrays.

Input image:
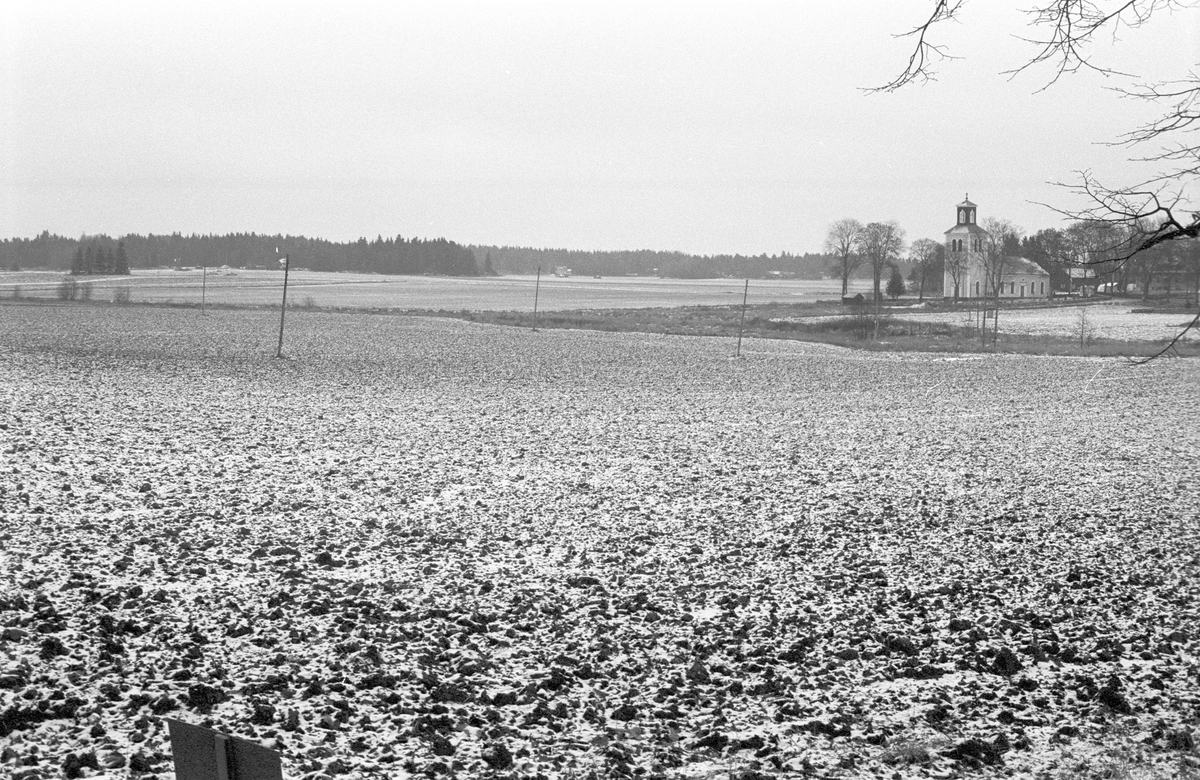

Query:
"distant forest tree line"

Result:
[[6, 224, 1189, 293], [2, 232, 861, 281], [0, 231, 481, 276], [470, 246, 839, 279]]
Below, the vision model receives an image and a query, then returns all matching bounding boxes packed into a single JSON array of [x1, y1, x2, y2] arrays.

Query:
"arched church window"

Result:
[[959, 209, 966, 224]]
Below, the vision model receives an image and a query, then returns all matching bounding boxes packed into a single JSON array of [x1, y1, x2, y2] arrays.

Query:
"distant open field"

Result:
[[2, 306, 1199, 779], [3, 270, 1197, 348], [0, 270, 872, 311]]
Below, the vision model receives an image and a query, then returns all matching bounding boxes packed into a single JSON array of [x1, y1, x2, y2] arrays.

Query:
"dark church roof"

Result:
[[1006, 256, 1050, 276], [944, 223, 989, 235]]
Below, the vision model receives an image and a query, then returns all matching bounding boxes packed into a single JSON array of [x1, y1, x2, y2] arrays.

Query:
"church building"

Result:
[[943, 196, 1051, 299]]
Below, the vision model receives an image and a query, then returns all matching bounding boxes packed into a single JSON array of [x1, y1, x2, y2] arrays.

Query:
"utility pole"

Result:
[[735, 278, 749, 357], [275, 253, 290, 358], [532, 265, 541, 332]]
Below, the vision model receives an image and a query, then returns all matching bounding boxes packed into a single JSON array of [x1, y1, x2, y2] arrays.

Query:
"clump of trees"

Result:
[[1022, 221, 1200, 304], [70, 240, 130, 276], [907, 238, 944, 301]]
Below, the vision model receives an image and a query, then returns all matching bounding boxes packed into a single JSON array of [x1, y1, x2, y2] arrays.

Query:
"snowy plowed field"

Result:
[[2, 306, 1198, 779], [0, 271, 870, 311]]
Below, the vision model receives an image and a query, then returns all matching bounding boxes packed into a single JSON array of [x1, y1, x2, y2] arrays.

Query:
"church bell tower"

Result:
[[955, 194, 974, 224], [944, 194, 989, 299]]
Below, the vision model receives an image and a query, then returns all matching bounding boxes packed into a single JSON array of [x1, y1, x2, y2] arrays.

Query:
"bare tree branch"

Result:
[[1036, 172, 1200, 268], [1127, 309, 1200, 363], [1115, 77, 1200, 142], [868, 1, 1193, 92], [1000, 1, 1183, 86], [1108, 75, 1200, 180], [864, 0, 965, 93]]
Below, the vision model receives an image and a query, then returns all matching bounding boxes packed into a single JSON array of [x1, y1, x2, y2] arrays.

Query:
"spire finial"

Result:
[[965, 192, 969, 201]]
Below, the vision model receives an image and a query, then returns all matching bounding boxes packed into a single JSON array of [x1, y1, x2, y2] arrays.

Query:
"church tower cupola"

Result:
[[957, 195, 977, 226]]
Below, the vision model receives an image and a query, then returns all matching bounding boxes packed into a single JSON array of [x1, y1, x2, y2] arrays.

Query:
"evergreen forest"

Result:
[[471, 245, 834, 279], [0, 232, 481, 277]]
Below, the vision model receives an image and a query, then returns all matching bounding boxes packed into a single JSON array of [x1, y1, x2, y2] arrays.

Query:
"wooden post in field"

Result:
[[275, 254, 290, 358], [735, 278, 749, 357], [532, 265, 541, 332], [201, 264, 207, 316]]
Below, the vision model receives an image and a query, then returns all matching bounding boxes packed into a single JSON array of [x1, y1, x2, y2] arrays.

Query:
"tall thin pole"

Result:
[[201, 264, 207, 316], [532, 265, 541, 332], [735, 278, 749, 357], [275, 254, 290, 358]]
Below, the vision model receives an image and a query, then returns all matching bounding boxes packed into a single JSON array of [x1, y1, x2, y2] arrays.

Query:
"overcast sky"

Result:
[[2, 1, 1196, 255]]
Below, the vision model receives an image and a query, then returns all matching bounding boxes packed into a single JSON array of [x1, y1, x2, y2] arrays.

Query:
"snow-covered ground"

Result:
[[2, 308, 1198, 779], [895, 301, 1196, 342], [796, 300, 1197, 342]]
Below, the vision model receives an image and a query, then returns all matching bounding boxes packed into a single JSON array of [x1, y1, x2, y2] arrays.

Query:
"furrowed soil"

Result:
[[1, 306, 1198, 780]]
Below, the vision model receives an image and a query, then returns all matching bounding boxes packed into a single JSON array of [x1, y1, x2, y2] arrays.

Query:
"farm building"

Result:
[[943, 196, 1051, 300], [1067, 266, 1100, 297]]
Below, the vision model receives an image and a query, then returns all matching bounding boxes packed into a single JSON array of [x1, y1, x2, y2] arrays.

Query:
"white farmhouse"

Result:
[[943, 196, 1051, 300]]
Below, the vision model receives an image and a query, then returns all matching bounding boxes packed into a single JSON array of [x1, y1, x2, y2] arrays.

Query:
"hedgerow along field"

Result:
[[1, 305, 1198, 779]]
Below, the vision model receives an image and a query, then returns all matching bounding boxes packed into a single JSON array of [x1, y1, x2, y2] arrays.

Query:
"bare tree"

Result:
[[1065, 219, 1133, 288], [856, 221, 906, 304], [980, 218, 1024, 345], [824, 218, 864, 297], [943, 244, 969, 301], [871, 1, 1200, 357], [1126, 217, 1177, 298], [856, 221, 906, 338], [907, 238, 943, 302]]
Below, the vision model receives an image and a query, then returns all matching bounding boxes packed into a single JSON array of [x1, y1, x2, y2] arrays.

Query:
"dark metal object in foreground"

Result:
[[166, 718, 283, 780]]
